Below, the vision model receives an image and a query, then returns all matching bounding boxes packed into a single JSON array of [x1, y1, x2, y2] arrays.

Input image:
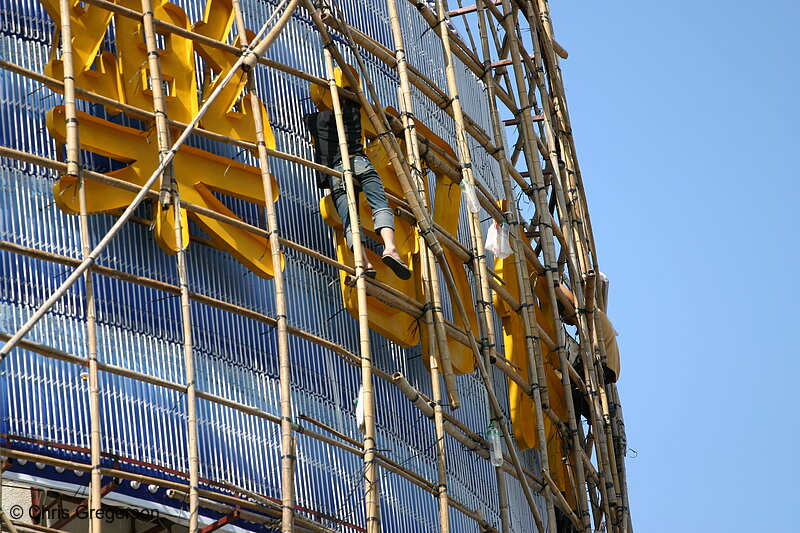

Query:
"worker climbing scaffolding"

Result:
[[303, 66, 412, 280]]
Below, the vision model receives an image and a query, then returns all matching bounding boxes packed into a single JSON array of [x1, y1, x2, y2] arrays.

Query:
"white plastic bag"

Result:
[[355, 385, 365, 433], [486, 221, 513, 259], [497, 222, 512, 258], [460, 180, 481, 213]]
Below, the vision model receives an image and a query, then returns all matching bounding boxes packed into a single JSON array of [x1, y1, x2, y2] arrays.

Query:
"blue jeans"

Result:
[[331, 155, 394, 248]]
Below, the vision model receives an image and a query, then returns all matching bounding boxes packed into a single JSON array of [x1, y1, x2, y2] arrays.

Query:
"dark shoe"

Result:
[[381, 253, 411, 280], [364, 267, 377, 279]]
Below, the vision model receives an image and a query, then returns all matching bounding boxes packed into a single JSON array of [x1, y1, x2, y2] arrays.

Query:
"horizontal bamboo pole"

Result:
[[10, 523, 64, 533]]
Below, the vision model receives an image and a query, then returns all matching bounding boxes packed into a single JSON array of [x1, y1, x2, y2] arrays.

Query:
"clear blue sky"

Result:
[[548, 1, 799, 531]]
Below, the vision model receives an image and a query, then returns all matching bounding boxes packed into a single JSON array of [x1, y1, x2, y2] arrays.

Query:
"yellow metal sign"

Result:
[[42, 0, 280, 278]]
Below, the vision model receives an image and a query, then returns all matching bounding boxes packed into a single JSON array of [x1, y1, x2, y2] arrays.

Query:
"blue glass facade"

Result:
[[0, 1, 544, 531]]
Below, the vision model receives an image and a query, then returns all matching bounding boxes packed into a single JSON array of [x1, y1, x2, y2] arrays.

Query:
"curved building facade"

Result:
[[0, 1, 549, 532]]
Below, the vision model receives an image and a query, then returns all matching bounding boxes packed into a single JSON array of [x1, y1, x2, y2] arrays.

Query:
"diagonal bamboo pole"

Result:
[[320, 44, 382, 533], [230, 1, 300, 529], [0, 7, 289, 360], [56, 2, 102, 531]]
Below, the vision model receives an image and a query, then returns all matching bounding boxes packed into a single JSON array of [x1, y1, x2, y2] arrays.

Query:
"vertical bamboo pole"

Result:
[[473, 1, 560, 531], [495, 464, 511, 533], [432, 0, 496, 371], [320, 46, 381, 533], [493, 1, 593, 530], [230, 1, 299, 529], [386, 0, 460, 412], [139, 3, 199, 530], [384, 8, 455, 526], [393, 71, 452, 533], [58, 1, 102, 531]]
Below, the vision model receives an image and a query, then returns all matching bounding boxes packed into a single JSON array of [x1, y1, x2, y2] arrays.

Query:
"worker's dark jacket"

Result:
[[303, 102, 365, 188]]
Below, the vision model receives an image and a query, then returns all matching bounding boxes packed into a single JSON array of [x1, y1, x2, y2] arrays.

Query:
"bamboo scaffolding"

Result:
[[0, 9, 289, 360], [517, 6, 627, 529], [489, 0, 595, 529], [429, 3, 548, 531], [230, 1, 299, 529], [474, 1, 560, 530], [138, 2, 200, 529], [0, 1, 634, 530], [319, 37, 382, 533], [0, 321, 510, 533], [522, 3, 633, 526], [55, 1, 103, 532]]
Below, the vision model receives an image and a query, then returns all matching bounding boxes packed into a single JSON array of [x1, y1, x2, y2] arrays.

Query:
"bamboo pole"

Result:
[[0, 9, 290, 360], [138, 4, 200, 530], [386, 2, 453, 526], [230, 1, 299, 529], [319, 42, 382, 533], [0, 509, 21, 533], [492, 1, 595, 529], [390, 42, 452, 533], [233, 0, 297, 533], [474, 1, 560, 530], [429, 5, 538, 530], [386, 0, 459, 413], [56, 2, 103, 532]]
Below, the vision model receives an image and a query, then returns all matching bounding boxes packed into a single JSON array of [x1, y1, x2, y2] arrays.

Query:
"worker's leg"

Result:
[[353, 156, 395, 250], [330, 164, 373, 270], [354, 156, 410, 279]]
